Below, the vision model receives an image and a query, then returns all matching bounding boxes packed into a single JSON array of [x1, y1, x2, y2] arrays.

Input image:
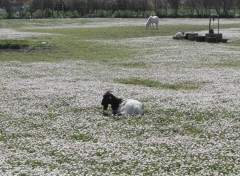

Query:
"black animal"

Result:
[[101, 91, 122, 115], [101, 91, 144, 116]]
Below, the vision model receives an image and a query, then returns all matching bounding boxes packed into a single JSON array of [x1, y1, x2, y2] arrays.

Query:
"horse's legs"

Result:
[[156, 22, 158, 30], [148, 21, 158, 30], [151, 23, 154, 29]]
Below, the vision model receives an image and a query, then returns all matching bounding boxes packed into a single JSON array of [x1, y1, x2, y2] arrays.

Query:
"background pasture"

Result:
[[0, 18, 240, 175]]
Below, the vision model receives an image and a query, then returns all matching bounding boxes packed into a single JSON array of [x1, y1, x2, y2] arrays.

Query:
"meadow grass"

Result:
[[115, 78, 205, 90], [0, 18, 94, 28], [229, 38, 240, 47], [1, 18, 240, 175], [27, 24, 205, 39], [0, 24, 208, 63], [0, 136, 7, 142], [1, 19, 240, 63], [112, 61, 148, 69], [217, 61, 240, 68]]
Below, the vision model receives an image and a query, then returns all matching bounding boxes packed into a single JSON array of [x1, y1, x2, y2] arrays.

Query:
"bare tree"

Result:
[[116, 0, 128, 10], [161, 0, 169, 15], [168, 0, 180, 16], [185, 0, 196, 16], [141, 0, 148, 11], [212, 0, 221, 15], [154, 0, 162, 10], [1, 0, 239, 18], [1, 0, 13, 18], [221, 0, 235, 16], [201, 0, 211, 15], [237, 0, 240, 9]]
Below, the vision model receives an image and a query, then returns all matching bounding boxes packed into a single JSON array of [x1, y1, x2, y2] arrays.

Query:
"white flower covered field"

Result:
[[0, 18, 240, 175]]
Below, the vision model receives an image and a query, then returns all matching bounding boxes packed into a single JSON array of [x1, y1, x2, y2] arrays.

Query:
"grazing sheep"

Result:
[[146, 16, 159, 30], [101, 91, 144, 116]]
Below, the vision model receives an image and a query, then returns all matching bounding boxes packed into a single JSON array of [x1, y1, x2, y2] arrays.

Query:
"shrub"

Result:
[[143, 11, 156, 18], [155, 9, 167, 18], [72, 10, 80, 18], [32, 9, 43, 18], [112, 10, 126, 18]]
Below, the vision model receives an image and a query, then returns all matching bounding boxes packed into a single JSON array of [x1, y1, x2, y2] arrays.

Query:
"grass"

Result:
[[71, 133, 94, 142], [0, 18, 93, 29], [0, 38, 54, 61], [0, 136, 6, 142], [1, 18, 240, 175], [218, 61, 240, 68], [113, 62, 148, 69], [0, 20, 213, 63], [26, 24, 206, 39], [1, 19, 239, 62], [25, 160, 48, 169], [115, 78, 205, 90], [229, 39, 240, 47]]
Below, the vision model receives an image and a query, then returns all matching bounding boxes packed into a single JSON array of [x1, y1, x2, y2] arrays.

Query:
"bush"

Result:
[[44, 8, 54, 18], [32, 9, 43, 18], [64, 11, 73, 18], [72, 10, 80, 18], [143, 11, 156, 18], [21, 8, 32, 19], [52, 10, 60, 18], [95, 10, 104, 17], [112, 10, 126, 18], [112, 10, 149, 18], [0, 8, 7, 19], [90, 10, 112, 18], [155, 9, 167, 18]]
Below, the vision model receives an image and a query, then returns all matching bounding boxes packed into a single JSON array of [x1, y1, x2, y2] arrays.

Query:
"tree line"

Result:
[[0, 0, 240, 19]]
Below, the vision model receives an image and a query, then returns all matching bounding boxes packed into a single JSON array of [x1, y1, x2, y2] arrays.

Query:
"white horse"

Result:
[[146, 16, 159, 30]]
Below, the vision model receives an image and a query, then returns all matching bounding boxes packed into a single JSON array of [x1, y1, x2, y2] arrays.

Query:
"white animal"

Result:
[[174, 32, 185, 39], [101, 91, 144, 116], [118, 99, 144, 116], [146, 16, 159, 30]]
